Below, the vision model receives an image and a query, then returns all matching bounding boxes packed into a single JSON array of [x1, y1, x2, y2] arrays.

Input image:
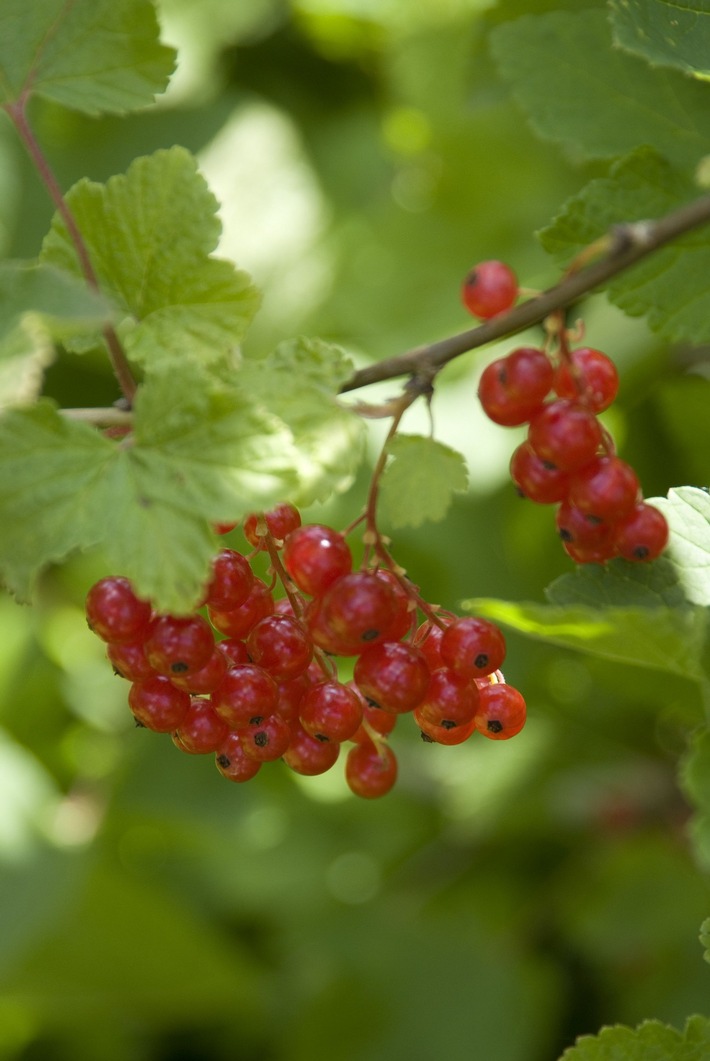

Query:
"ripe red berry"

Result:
[[299, 681, 364, 743], [283, 524, 352, 597], [414, 708, 477, 745], [439, 617, 506, 679], [208, 578, 274, 639], [283, 723, 341, 776], [128, 675, 190, 732], [461, 260, 518, 319], [567, 456, 639, 524], [345, 740, 398, 798], [86, 576, 152, 644], [510, 441, 571, 504], [246, 615, 313, 681], [175, 697, 230, 754], [474, 682, 526, 740], [416, 667, 480, 729], [215, 732, 262, 782], [555, 501, 615, 551], [553, 347, 619, 412], [240, 713, 292, 762], [478, 347, 553, 426], [205, 549, 254, 610], [527, 399, 602, 472], [211, 663, 279, 729], [169, 647, 228, 694], [107, 640, 156, 683], [145, 614, 215, 677], [354, 641, 431, 714], [320, 571, 399, 651], [612, 502, 669, 562], [243, 502, 301, 549]]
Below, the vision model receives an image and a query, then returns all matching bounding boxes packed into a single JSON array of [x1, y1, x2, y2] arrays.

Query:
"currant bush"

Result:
[[86, 501, 526, 798]]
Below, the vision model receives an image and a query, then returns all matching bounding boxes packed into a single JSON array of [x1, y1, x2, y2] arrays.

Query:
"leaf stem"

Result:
[[5, 97, 138, 404], [339, 193, 710, 393]]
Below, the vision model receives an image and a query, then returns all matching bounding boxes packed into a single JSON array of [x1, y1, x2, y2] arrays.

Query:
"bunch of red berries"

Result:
[[462, 260, 669, 564], [85, 504, 526, 799]]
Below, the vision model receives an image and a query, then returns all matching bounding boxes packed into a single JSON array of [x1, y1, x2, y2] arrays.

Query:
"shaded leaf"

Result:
[[378, 434, 468, 529], [609, 0, 710, 77]]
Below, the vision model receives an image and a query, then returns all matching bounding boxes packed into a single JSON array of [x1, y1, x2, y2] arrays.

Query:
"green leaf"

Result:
[[0, 0, 175, 115], [0, 261, 111, 407], [0, 375, 301, 612], [652, 488, 710, 607], [609, 0, 710, 77], [41, 147, 261, 373], [490, 10, 710, 167], [700, 917, 710, 964], [539, 148, 710, 344], [559, 1017, 710, 1061], [467, 596, 707, 679], [378, 434, 468, 529], [239, 337, 366, 505]]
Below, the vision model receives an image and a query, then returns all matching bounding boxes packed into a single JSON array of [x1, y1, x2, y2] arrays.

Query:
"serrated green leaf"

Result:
[[559, 1018, 710, 1061], [0, 261, 112, 407], [652, 488, 710, 607], [0, 374, 301, 611], [0, 0, 175, 115], [466, 597, 707, 679], [539, 148, 710, 344], [377, 434, 468, 529], [490, 10, 710, 167], [609, 0, 710, 77], [239, 337, 366, 506], [700, 918, 710, 964], [41, 147, 260, 373]]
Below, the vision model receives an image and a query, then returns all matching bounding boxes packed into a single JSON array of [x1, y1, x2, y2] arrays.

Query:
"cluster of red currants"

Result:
[[85, 504, 526, 799], [462, 260, 669, 564]]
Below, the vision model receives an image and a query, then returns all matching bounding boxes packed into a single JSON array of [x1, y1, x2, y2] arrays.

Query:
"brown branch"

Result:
[[339, 193, 710, 394], [5, 98, 138, 405]]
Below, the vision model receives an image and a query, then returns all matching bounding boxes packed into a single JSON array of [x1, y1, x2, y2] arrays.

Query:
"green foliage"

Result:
[[560, 1017, 710, 1061], [3, 0, 710, 1059], [378, 434, 469, 529], [0, 0, 175, 114], [41, 147, 261, 372], [609, 0, 710, 76]]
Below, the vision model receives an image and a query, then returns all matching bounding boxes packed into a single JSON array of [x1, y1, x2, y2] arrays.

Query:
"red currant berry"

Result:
[[240, 713, 292, 762], [107, 640, 156, 683], [208, 578, 274, 639], [478, 347, 554, 426], [246, 615, 313, 681], [414, 708, 476, 745], [283, 524, 353, 597], [320, 571, 399, 651], [299, 681, 364, 743], [345, 740, 398, 798], [348, 682, 398, 741], [612, 502, 669, 562], [169, 646, 228, 694], [553, 348, 619, 413], [373, 569, 416, 641], [204, 549, 254, 611], [275, 672, 314, 724], [215, 637, 251, 666], [556, 501, 615, 551], [527, 399, 602, 473], [461, 260, 518, 319], [86, 576, 152, 644], [128, 675, 190, 732], [562, 539, 617, 565], [354, 641, 430, 714], [510, 441, 571, 504], [474, 682, 526, 739], [417, 667, 480, 729], [213, 520, 239, 535], [175, 697, 230, 754], [211, 663, 279, 729], [282, 723, 341, 776], [567, 456, 639, 524], [243, 502, 301, 549], [413, 620, 448, 671], [439, 617, 506, 679], [215, 731, 262, 782], [145, 614, 215, 677]]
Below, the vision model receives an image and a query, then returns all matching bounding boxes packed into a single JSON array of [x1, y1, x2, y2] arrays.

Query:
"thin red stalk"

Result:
[[6, 98, 137, 404]]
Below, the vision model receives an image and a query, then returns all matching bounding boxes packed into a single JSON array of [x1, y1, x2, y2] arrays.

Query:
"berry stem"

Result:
[[339, 193, 710, 393], [5, 98, 138, 405]]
